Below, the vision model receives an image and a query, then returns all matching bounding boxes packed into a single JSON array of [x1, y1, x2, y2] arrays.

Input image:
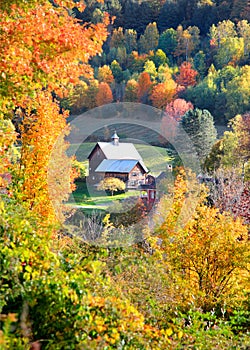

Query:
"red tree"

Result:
[[175, 61, 198, 88]]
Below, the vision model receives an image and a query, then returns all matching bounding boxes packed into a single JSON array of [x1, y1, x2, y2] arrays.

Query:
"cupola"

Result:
[[111, 131, 119, 146]]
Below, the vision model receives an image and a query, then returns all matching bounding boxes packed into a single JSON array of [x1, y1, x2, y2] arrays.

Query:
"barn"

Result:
[[87, 132, 148, 189]]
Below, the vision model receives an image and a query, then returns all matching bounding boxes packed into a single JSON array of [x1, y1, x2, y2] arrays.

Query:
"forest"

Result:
[[0, 0, 249, 349]]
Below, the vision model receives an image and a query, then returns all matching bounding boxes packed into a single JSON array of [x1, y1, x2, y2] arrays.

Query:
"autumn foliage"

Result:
[[1, 1, 250, 348], [151, 80, 177, 109], [0, 2, 108, 115], [175, 61, 198, 88], [96, 82, 113, 106], [137, 72, 152, 103], [0, 0, 108, 225], [165, 98, 194, 121]]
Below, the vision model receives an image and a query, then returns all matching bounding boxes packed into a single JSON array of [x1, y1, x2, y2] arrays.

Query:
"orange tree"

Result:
[[0, 0, 108, 225]]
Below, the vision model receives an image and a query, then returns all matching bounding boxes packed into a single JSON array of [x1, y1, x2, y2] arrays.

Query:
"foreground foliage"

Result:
[[1, 171, 249, 348]]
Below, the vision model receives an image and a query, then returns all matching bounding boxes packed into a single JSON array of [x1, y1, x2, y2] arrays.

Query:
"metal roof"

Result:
[[95, 159, 147, 173], [97, 142, 143, 160]]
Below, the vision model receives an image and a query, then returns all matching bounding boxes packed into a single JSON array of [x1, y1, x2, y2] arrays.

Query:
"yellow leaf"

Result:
[[178, 330, 183, 339], [166, 328, 173, 336]]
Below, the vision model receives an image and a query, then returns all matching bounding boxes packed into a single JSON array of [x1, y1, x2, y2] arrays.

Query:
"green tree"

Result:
[[158, 28, 177, 58], [111, 60, 124, 83], [215, 37, 244, 68], [193, 51, 206, 79], [152, 49, 168, 68], [220, 113, 250, 172], [225, 65, 250, 119], [97, 177, 126, 196], [125, 29, 137, 54], [110, 27, 125, 48], [116, 46, 127, 68], [180, 108, 217, 164], [139, 22, 159, 54]]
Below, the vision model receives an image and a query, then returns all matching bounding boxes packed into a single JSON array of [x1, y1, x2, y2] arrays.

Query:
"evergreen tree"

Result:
[[111, 60, 124, 83], [180, 108, 217, 164]]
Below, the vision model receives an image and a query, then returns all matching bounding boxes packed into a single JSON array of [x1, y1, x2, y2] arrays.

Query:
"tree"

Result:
[[214, 37, 244, 68], [128, 51, 148, 74], [110, 60, 124, 83], [174, 25, 200, 62], [137, 72, 152, 103], [20, 92, 73, 224], [97, 177, 125, 196], [237, 20, 250, 61], [225, 65, 250, 119], [152, 49, 168, 68], [165, 98, 194, 121], [156, 169, 250, 309], [151, 80, 177, 110], [193, 51, 207, 79], [96, 82, 113, 106], [0, 2, 108, 117], [97, 65, 114, 84], [209, 20, 237, 48], [84, 80, 99, 110], [139, 22, 159, 54], [176, 61, 198, 88], [65, 81, 89, 114], [144, 60, 157, 80], [158, 28, 177, 57], [125, 29, 137, 54], [180, 108, 217, 164], [124, 79, 139, 102], [220, 113, 250, 170], [110, 27, 125, 48], [0, 0, 108, 225], [116, 46, 128, 68]]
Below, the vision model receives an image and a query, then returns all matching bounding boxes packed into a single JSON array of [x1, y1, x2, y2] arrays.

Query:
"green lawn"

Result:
[[68, 181, 139, 207]]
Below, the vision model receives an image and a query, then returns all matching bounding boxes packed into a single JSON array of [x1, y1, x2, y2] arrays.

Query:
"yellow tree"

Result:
[[98, 177, 125, 196], [155, 170, 250, 309], [124, 79, 139, 102], [97, 65, 114, 84]]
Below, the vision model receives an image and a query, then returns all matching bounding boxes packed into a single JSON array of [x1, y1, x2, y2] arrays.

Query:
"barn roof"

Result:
[[95, 159, 148, 173], [96, 142, 143, 160]]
